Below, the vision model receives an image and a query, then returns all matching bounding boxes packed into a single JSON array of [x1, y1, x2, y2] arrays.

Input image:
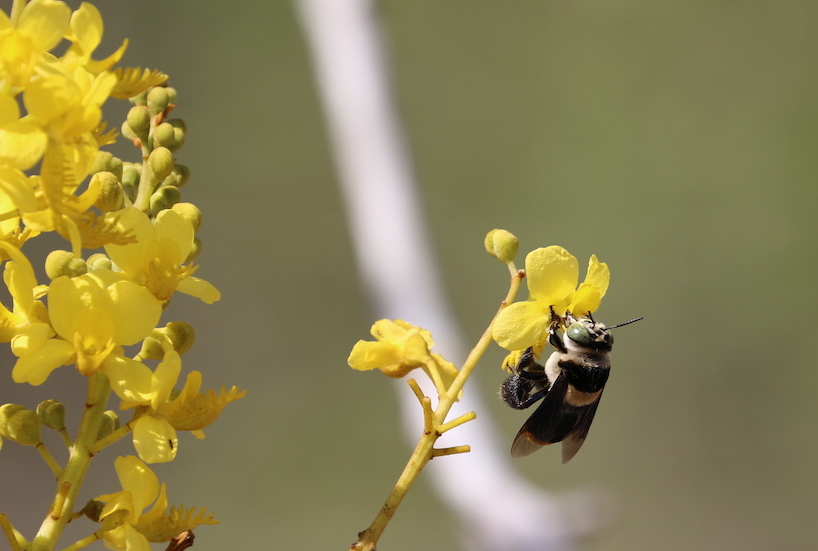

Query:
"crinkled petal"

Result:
[[133, 416, 178, 464], [492, 300, 551, 351], [525, 246, 579, 306]]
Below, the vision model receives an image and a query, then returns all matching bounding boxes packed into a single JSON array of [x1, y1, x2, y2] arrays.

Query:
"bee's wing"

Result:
[[560, 389, 604, 464], [510, 371, 569, 458]]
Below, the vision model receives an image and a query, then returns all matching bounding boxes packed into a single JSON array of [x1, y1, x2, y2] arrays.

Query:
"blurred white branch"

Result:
[[294, 1, 609, 549]]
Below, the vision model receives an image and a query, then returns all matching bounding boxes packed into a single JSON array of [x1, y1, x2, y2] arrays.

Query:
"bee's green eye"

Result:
[[566, 323, 590, 344]]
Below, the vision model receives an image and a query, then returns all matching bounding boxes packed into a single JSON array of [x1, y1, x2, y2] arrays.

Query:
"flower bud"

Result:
[[167, 119, 186, 152], [87, 253, 113, 271], [121, 163, 141, 201], [126, 105, 151, 141], [484, 229, 519, 264], [0, 404, 42, 446], [36, 400, 66, 431], [91, 171, 125, 212], [147, 86, 170, 116], [147, 147, 174, 182], [150, 185, 181, 215], [120, 121, 137, 141], [171, 163, 191, 188], [152, 122, 175, 149], [172, 202, 202, 232], [97, 410, 120, 441], [91, 151, 124, 180], [129, 90, 148, 106], [80, 500, 105, 523], [186, 235, 202, 263], [45, 250, 87, 279], [165, 86, 178, 105]]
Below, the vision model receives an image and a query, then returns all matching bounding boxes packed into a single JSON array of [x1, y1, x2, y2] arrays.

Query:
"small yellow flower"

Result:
[[348, 319, 459, 396], [96, 455, 217, 550], [10, 269, 162, 385], [0, 242, 49, 343], [106, 340, 245, 463], [104, 207, 220, 304], [492, 246, 610, 352]]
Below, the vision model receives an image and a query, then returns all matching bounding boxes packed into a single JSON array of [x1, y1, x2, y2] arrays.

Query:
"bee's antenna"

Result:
[[607, 317, 643, 329]]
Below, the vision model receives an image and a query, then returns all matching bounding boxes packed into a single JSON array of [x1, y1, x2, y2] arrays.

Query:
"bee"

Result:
[[500, 314, 641, 463]]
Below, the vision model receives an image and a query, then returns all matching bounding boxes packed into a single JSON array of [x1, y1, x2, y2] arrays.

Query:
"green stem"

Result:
[[351, 266, 524, 550], [29, 372, 111, 551]]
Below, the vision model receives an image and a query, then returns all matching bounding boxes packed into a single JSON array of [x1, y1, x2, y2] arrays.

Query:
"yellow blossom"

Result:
[[104, 207, 220, 304], [96, 455, 217, 550], [348, 319, 459, 396], [492, 246, 610, 352], [0, 0, 71, 91], [0, 241, 49, 343], [10, 269, 162, 385]]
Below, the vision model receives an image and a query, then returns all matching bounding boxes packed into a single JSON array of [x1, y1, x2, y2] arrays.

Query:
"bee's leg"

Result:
[[500, 374, 548, 410]]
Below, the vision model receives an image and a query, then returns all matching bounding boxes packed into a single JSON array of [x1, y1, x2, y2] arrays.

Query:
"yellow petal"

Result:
[[11, 338, 75, 385], [492, 300, 550, 351], [132, 416, 178, 464], [114, 455, 159, 517], [525, 246, 579, 306], [569, 283, 603, 318], [104, 354, 153, 405], [175, 276, 221, 304], [584, 254, 610, 298]]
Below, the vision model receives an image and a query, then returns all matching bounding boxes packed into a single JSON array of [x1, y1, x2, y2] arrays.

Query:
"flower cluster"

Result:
[[0, 2, 244, 550]]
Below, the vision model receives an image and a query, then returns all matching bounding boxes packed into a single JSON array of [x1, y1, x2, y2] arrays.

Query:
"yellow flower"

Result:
[[492, 246, 610, 351], [0, 242, 49, 342], [105, 207, 220, 304], [96, 455, 217, 550], [106, 340, 245, 463], [0, 0, 71, 92], [348, 319, 459, 396], [61, 2, 128, 74], [10, 270, 162, 385]]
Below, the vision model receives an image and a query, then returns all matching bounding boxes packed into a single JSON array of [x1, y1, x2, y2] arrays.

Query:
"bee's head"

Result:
[[564, 318, 613, 352]]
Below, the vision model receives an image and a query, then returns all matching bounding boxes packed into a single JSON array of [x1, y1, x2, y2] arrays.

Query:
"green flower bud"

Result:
[[91, 171, 125, 212], [172, 202, 202, 232], [121, 163, 141, 201], [97, 410, 120, 441], [140, 322, 196, 360], [150, 185, 181, 215], [36, 400, 66, 431], [166, 119, 186, 152], [147, 147, 174, 182], [87, 253, 113, 271], [45, 250, 87, 279], [484, 229, 519, 264], [129, 90, 148, 106], [126, 105, 151, 142], [91, 151, 124, 180], [165, 86, 178, 105], [120, 121, 137, 141], [147, 86, 170, 116], [0, 404, 42, 446], [152, 122, 175, 149], [172, 163, 191, 188], [186, 235, 202, 263]]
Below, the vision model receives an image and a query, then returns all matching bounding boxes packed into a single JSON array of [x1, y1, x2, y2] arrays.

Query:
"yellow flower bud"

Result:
[[92, 171, 125, 212], [186, 235, 202, 263], [129, 90, 148, 106], [126, 105, 151, 141], [36, 400, 66, 431], [147, 86, 170, 116], [150, 185, 181, 215], [172, 202, 202, 232], [152, 122, 176, 149], [140, 322, 196, 360], [87, 253, 113, 271], [139, 334, 165, 361], [0, 404, 42, 446], [121, 163, 141, 201], [147, 147, 174, 182], [165, 86, 178, 105], [45, 250, 87, 279], [91, 151, 124, 180], [484, 229, 519, 264]]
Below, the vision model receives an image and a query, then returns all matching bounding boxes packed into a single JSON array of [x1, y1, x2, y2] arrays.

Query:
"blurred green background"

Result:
[[2, 1, 818, 550]]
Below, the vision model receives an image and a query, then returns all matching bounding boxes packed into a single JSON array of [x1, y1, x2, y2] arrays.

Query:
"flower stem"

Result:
[[29, 372, 111, 551], [350, 267, 525, 550]]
